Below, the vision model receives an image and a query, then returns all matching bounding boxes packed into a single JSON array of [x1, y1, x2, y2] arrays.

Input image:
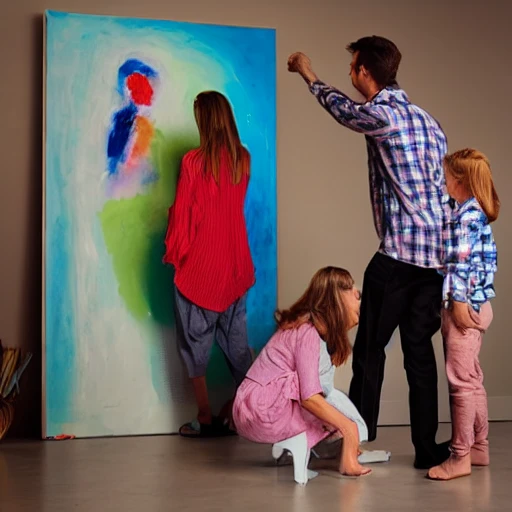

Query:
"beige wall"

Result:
[[1, 0, 511, 437]]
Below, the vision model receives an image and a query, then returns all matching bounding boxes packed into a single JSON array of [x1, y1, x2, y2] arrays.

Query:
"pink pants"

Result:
[[442, 302, 493, 457]]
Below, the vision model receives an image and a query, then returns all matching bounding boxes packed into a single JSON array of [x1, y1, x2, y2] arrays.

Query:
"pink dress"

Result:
[[233, 323, 332, 449]]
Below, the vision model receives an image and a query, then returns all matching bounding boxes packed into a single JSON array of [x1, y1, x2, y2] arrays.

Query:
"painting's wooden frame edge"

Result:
[[41, 10, 47, 440]]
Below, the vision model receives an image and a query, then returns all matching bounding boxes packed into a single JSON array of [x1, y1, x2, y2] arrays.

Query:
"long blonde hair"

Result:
[[275, 267, 355, 367], [193, 91, 250, 184], [444, 148, 500, 222]]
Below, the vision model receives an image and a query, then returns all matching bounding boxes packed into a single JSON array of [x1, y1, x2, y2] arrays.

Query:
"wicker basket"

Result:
[[0, 398, 14, 440]]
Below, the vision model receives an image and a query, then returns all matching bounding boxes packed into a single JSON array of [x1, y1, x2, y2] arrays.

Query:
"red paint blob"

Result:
[[126, 73, 154, 106]]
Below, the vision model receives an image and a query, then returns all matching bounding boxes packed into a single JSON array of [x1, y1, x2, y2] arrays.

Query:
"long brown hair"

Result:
[[193, 91, 250, 184], [444, 148, 500, 222], [275, 267, 355, 367]]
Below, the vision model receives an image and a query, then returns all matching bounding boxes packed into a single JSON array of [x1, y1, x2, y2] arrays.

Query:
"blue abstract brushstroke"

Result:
[[107, 103, 137, 175], [108, 59, 159, 175]]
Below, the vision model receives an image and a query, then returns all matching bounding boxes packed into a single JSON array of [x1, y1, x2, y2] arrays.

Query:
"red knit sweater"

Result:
[[163, 148, 255, 312]]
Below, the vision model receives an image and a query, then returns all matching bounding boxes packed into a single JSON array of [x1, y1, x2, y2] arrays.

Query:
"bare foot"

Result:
[[427, 454, 471, 480], [471, 443, 490, 466], [341, 461, 372, 477], [338, 422, 369, 476]]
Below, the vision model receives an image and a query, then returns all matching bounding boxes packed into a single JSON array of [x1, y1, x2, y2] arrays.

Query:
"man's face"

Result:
[[349, 52, 364, 93]]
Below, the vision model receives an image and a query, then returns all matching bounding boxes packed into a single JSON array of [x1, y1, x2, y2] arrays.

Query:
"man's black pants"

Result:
[[349, 252, 443, 460]]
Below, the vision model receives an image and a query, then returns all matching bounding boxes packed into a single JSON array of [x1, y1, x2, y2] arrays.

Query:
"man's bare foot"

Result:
[[471, 443, 490, 466], [427, 454, 471, 480]]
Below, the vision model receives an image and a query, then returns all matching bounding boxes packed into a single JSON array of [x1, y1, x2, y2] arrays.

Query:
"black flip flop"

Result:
[[178, 417, 237, 438]]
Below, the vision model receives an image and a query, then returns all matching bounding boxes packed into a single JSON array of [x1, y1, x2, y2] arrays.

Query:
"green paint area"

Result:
[[99, 129, 235, 387], [99, 130, 197, 326]]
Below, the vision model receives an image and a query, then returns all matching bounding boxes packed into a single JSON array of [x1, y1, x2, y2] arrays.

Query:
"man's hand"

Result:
[[287, 52, 318, 85], [451, 301, 482, 334]]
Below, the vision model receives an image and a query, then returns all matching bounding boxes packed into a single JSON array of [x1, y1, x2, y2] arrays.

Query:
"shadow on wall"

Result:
[[141, 134, 239, 410], [8, 14, 44, 439]]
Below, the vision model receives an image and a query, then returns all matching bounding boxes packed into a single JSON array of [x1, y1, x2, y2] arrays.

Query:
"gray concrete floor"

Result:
[[1, 423, 511, 512]]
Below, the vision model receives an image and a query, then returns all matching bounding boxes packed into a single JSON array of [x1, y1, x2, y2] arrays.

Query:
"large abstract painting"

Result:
[[43, 10, 276, 438]]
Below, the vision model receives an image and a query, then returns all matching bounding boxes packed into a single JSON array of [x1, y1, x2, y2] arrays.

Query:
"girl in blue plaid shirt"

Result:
[[428, 149, 499, 481]]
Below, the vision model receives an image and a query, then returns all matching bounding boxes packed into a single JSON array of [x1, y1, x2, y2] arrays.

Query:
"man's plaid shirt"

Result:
[[310, 81, 449, 268]]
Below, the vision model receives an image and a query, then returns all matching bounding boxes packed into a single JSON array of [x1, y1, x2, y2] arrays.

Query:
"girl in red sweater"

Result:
[[164, 91, 255, 437]]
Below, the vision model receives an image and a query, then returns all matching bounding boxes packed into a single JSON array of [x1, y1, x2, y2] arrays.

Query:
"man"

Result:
[[288, 36, 453, 469]]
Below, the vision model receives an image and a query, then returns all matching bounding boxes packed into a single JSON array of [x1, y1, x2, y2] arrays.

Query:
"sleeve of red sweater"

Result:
[[163, 156, 196, 269]]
